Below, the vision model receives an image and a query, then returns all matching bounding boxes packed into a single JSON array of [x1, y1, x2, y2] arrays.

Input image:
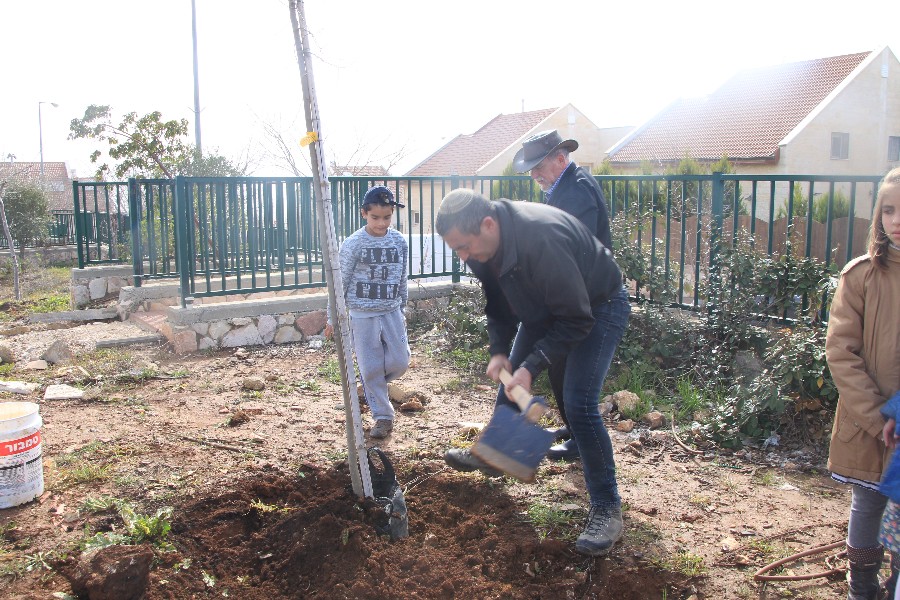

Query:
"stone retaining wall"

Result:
[[0, 245, 78, 265], [71, 264, 136, 309], [125, 280, 458, 354]]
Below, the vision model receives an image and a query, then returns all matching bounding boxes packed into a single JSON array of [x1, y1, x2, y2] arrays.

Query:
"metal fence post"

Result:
[[128, 178, 144, 288], [708, 172, 725, 314], [72, 182, 85, 269], [174, 176, 192, 308]]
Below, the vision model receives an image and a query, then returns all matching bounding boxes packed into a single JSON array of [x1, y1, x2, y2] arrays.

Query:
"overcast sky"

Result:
[[1, 0, 897, 179]]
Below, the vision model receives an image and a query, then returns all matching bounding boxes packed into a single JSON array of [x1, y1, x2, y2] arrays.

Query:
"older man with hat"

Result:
[[514, 129, 612, 249], [513, 129, 615, 461]]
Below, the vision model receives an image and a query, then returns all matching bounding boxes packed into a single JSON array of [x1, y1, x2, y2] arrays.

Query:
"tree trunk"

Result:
[[0, 183, 21, 300], [288, 0, 372, 500]]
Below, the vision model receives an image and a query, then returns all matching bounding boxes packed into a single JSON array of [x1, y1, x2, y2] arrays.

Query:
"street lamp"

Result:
[[38, 101, 58, 176]]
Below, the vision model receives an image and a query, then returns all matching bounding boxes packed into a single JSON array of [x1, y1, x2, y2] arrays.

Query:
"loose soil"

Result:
[[0, 314, 861, 599]]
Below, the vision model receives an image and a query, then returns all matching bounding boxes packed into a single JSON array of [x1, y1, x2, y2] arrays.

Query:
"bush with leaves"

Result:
[[607, 216, 838, 448], [776, 187, 851, 222], [610, 212, 679, 303], [433, 282, 491, 373], [490, 163, 542, 202], [2, 182, 49, 259]]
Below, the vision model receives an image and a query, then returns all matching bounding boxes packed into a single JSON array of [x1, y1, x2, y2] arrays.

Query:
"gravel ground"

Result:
[[0, 319, 159, 364]]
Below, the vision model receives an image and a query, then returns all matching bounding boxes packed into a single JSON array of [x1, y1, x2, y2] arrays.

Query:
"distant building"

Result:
[[0, 161, 73, 212], [408, 104, 630, 177], [606, 46, 900, 216], [405, 105, 632, 233]]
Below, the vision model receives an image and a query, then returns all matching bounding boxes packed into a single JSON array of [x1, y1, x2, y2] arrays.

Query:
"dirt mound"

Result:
[[63, 463, 678, 600]]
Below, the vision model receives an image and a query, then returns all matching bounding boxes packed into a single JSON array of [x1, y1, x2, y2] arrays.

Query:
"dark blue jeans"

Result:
[[497, 286, 630, 509]]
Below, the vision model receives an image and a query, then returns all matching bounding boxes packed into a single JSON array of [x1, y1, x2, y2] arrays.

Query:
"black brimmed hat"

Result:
[[362, 185, 404, 208], [512, 130, 578, 173]]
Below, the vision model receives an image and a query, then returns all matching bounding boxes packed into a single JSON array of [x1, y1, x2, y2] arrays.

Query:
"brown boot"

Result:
[[846, 543, 883, 600]]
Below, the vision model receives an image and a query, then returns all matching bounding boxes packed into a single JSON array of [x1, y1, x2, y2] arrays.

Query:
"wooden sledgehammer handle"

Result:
[[499, 369, 546, 423]]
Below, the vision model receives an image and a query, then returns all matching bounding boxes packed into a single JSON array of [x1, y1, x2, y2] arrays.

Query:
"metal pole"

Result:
[[38, 103, 45, 176], [38, 101, 57, 177], [191, 0, 202, 155]]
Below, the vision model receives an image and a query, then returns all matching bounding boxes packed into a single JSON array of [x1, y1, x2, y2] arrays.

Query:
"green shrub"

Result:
[[610, 221, 836, 448], [491, 165, 542, 202], [441, 283, 489, 352]]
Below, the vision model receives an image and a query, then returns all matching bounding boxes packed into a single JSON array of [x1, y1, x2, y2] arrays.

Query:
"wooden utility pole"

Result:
[[288, 0, 372, 499]]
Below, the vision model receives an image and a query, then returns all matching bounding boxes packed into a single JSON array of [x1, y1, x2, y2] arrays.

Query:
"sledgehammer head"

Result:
[[471, 396, 554, 483]]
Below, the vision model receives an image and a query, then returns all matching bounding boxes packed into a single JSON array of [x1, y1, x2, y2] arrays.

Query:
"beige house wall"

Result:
[[780, 48, 900, 178], [762, 47, 900, 218]]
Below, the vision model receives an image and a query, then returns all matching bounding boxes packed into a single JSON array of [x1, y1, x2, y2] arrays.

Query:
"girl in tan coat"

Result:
[[826, 167, 900, 599]]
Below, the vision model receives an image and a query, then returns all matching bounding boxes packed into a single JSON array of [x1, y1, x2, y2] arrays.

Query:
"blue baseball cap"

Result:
[[362, 185, 404, 208]]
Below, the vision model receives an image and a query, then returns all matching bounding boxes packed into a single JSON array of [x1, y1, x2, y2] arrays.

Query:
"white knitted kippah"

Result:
[[438, 189, 475, 215]]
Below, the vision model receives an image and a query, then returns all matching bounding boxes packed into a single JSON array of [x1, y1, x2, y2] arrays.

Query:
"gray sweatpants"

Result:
[[350, 308, 410, 422]]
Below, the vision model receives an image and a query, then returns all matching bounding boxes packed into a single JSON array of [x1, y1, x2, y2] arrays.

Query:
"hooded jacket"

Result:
[[466, 200, 622, 377], [826, 248, 900, 482]]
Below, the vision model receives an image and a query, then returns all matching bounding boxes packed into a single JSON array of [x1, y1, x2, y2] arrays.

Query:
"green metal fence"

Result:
[[72, 181, 130, 266], [0, 209, 76, 250], [73, 173, 885, 318], [599, 173, 883, 313], [173, 176, 324, 303], [127, 178, 178, 286]]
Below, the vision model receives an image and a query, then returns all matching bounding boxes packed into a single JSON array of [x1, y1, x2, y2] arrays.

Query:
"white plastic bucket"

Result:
[[0, 402, 44, 508]]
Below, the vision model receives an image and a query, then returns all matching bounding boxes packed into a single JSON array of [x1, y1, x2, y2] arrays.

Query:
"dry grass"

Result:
[[0, 259, 72, 321]]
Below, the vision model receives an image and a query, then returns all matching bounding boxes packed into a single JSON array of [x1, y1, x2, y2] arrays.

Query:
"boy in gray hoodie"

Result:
[[325, 186, 410, 439]]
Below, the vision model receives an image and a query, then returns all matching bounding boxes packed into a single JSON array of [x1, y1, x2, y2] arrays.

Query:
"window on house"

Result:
[[831, 132, 849, 160], [889, 136, 900, 162], [412, 211, 420, 227]]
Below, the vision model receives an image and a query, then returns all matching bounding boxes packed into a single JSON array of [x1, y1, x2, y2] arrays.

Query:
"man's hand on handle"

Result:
[[486, 354, 533, 399]]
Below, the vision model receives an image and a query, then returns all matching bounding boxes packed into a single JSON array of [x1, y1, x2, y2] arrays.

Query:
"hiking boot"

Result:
[[370, 420, 393, 439], [575, 506, 623, 556], [443, 448, 503, 477], [547, 438, 580, 461]]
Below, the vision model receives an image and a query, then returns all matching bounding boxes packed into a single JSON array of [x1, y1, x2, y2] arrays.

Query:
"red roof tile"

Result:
[[407, 108, 557, 176], [0, 162, 73, 211], [608, 52, 871, 164]]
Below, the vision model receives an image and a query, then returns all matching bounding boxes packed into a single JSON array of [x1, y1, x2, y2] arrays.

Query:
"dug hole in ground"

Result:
[[0, 310, 860, 599]]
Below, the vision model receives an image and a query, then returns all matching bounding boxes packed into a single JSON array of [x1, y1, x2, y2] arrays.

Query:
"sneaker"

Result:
[[443, 448, 503, 477], [547, 438, 580, 461], [575, 506, 623, 556], [370, 420, 393, 439]]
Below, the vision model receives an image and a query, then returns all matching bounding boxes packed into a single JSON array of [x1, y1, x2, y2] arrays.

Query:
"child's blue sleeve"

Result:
[[880, 390, 900, 422], [881, 448, 900, 502]]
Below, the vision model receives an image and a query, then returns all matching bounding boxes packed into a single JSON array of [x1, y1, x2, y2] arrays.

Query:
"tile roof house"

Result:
[[407, 104, 630, 177], [0, 161, 73, 212], [402, 105, 632, 235], [407, 108, 555, 176], [607, 47, 900, 181]]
